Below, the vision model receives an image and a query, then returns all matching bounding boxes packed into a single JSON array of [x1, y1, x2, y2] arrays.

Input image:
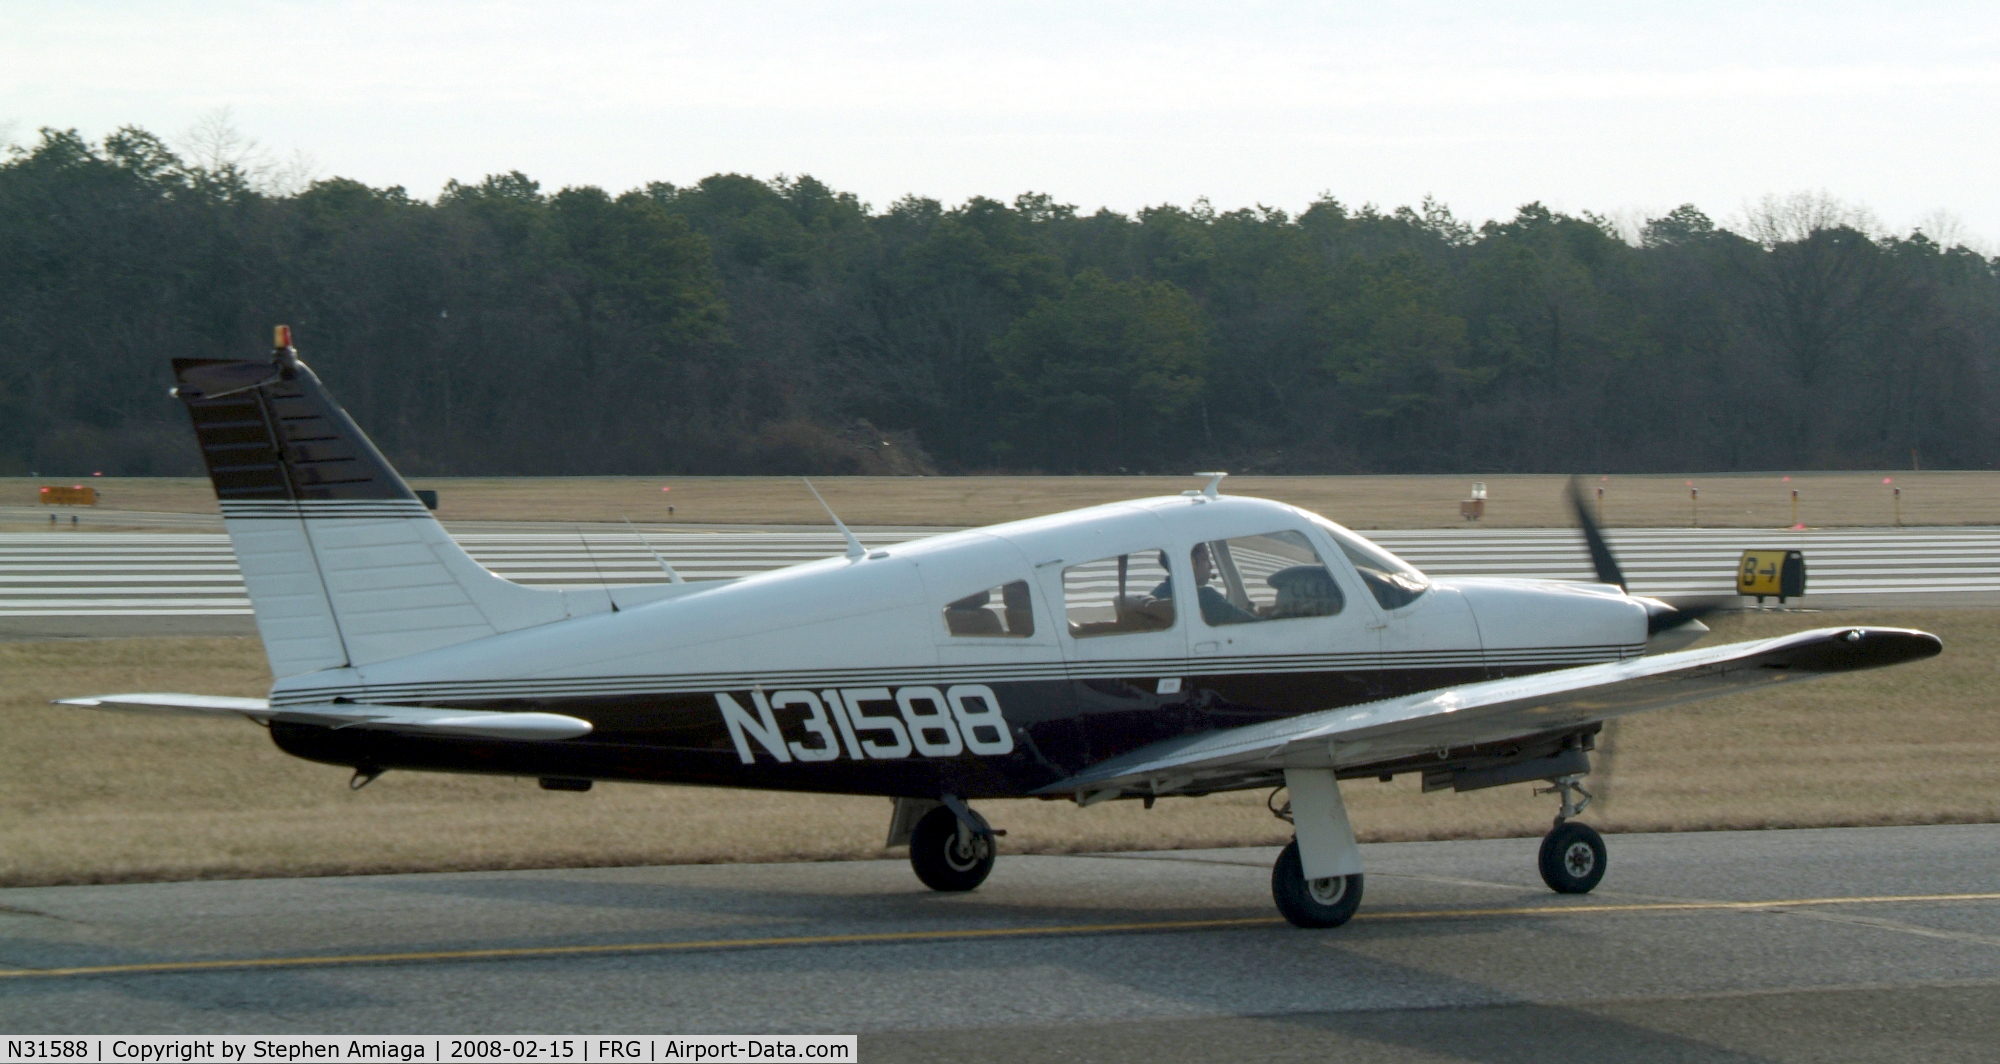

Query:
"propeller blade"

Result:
[[1566, 476, 1626, 591]]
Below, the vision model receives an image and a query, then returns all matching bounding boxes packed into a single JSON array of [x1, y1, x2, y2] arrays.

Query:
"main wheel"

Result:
[[1270, 839, 1364, 928], [1539, 821, 1607, 894], [909, 806, 995, 892]]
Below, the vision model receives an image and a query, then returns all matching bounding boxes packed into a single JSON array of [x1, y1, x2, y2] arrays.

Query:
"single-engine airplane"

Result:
[[61, 331, 1943, 927]]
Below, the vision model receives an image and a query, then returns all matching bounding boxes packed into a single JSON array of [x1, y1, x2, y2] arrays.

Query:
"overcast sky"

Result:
[[5, 2, 1997, 243]]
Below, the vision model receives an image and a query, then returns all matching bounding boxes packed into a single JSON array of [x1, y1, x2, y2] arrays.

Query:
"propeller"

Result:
[[1565, 476, 1725, 638], [1566, 476, 1628, 591], [1564, 476, 1730, 818]]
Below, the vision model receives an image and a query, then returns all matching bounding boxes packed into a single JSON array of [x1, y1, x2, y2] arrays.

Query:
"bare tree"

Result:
[[1736, 190, 1881, 248], [179, 108, 262, 173], [266, 148, 323, 196], [1910, 209, 1990, 255]]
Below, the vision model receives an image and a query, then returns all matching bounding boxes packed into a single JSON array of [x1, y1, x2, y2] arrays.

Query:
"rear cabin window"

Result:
[[1063, 551, 1176, 637], [1188, 530, 1344, 626], [943, 580, 1035, 637]]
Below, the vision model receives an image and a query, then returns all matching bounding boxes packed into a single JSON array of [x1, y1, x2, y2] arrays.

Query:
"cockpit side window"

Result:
[[1189, 531, 1344, 626], [1063, 551, 1176, 637], [943, 580, 1035, 637], [1309, 516, 1430, 610]]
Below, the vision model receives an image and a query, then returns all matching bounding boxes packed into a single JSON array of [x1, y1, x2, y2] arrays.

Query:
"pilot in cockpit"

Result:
[[1150, 543, 1259, 626]]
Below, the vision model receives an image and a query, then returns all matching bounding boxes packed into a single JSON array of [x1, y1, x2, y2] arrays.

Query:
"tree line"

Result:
[[3, 125, 1996, 478]]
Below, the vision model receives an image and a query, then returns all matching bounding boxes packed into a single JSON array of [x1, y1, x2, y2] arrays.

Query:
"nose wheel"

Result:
[[1539, 821, 1607, 893], [1535, 773, 1606, 894]]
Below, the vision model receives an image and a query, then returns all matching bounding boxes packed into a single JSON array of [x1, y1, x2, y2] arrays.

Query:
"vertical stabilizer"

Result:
[[173, 337, 588, 678]]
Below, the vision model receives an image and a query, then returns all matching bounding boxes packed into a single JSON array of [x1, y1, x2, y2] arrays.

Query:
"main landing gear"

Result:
[[1269, 768, 1366, 928], [1271, 840, 1364, 928], [1535, 773, 1606, 894], [893, 797, 997, 892]]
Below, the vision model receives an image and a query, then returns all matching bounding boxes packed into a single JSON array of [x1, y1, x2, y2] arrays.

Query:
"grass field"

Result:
[[3, 470, 1990, 529], [1, 608, 1991, 887]]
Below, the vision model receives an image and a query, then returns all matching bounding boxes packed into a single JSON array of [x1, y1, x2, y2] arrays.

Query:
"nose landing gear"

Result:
[[1535, 773, 1606, 894]]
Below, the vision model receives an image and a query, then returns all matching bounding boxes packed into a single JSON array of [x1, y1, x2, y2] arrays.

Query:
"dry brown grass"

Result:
[[1, 608, 1992, 886], [4, 471, 1992, 529]]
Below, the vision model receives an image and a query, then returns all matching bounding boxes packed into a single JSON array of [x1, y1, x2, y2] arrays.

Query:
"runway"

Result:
[[3, 523, 1997, 630], [2, 825, 1996, 1059]]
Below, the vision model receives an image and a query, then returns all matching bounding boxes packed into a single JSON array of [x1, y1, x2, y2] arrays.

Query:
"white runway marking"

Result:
[[2, 526, 1994, 616]]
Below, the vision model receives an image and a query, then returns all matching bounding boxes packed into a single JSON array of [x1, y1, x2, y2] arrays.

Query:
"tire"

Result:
[[1270, 839, 1364, 928], [909, 806, 995, 892], [1539, 821, 1607, 894]]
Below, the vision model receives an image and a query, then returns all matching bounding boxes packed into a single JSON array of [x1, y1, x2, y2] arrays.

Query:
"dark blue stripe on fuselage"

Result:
[[269, 658, 1576, 798]]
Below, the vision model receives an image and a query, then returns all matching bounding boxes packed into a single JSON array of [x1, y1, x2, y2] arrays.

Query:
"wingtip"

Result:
[[1768, 626, 1943, 672]]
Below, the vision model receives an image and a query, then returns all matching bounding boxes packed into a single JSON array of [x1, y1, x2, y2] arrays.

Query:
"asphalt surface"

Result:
[[2, 825, 1996, 1060]]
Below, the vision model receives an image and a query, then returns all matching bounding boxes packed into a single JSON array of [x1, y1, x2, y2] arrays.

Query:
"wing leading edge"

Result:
[[55, 693, 592, 741], [1038, 625, 1941, 800]]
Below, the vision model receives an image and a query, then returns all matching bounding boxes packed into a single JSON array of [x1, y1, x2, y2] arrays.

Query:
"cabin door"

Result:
[[1183, 527, 1391, 717]]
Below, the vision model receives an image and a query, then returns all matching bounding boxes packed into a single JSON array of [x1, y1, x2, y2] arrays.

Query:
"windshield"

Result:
[[1309, 516, 1430, 610]]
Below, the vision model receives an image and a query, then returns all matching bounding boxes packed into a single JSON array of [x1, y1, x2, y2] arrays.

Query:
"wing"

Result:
[[55, 693, 592, 741], [1038, 625, 1940, 800]]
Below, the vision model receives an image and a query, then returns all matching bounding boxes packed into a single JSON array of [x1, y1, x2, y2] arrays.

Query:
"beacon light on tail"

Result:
[[58, 331, 1943, 928]]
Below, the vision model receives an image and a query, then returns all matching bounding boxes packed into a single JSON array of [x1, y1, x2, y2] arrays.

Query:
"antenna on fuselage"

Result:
[[804, 479, 866, 561], [1195, 471, 1228, 499], [623, 516, 684, 584], [576, 524, 618, 611]]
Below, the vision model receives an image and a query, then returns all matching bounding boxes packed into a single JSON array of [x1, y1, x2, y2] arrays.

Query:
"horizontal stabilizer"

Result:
[[278, 705, 594, 741], [56, 693, 591, 741], [57, 692, 271, 716]]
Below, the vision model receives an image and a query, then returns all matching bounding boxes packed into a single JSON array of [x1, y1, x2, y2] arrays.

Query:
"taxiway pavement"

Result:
[[2, 825, 1996, 1060]]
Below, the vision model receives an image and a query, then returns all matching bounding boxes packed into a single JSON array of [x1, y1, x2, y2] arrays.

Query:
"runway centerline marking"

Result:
[[1, 891, 1995, 981]]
